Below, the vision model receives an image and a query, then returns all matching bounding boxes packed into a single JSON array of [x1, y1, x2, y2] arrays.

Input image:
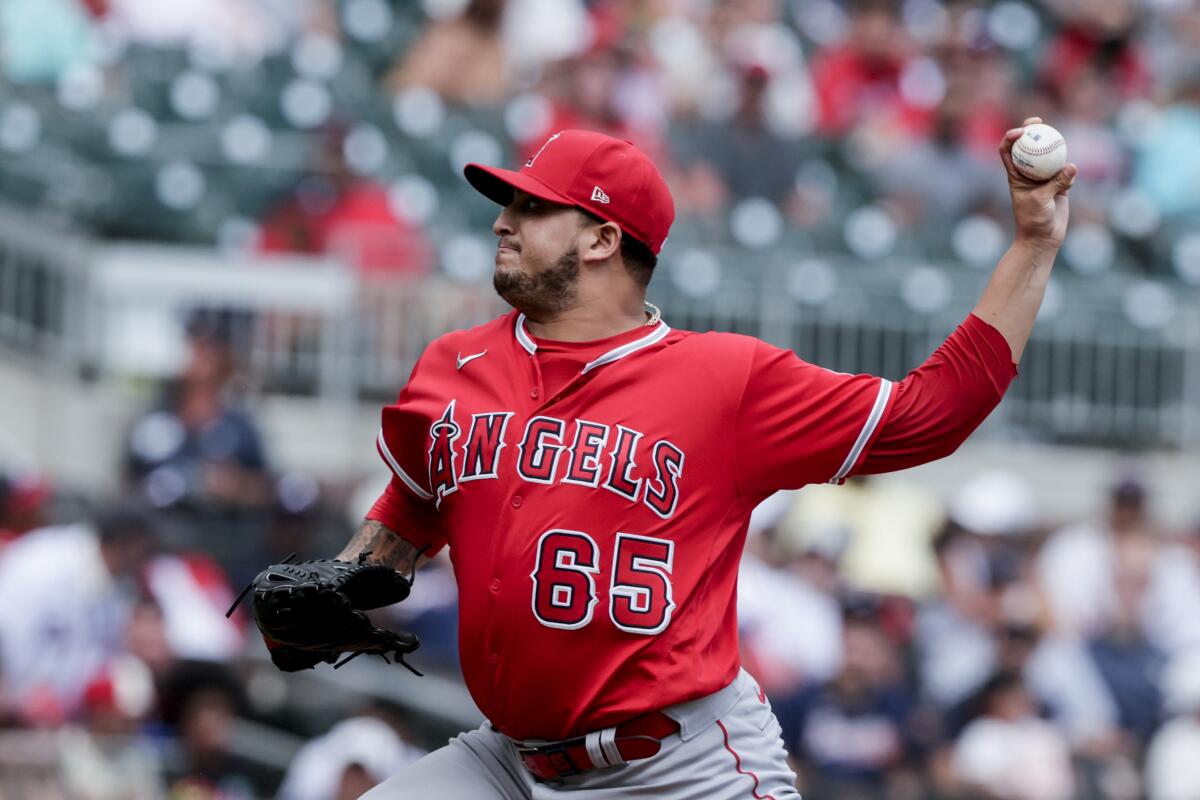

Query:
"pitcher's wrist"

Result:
[[1012, 234, 1062, 262]]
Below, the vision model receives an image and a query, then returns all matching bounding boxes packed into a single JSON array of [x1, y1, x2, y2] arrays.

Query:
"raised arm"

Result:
[[847, 118, 1078, 475], [851, 120, 1077, 474], [971, 116, 1077, 364]]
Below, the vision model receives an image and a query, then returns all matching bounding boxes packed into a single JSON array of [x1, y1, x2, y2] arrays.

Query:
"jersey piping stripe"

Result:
[[715, 720, 777, 800], [514, 313, 671, 373], [581, 322, 671, 374], [829, 378, 893, 483], [514, 314, 537, 354], [377, 428, 434, 500]]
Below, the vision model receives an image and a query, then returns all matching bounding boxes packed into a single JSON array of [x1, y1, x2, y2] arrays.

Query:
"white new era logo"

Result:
[[591, 186, 610, 204]]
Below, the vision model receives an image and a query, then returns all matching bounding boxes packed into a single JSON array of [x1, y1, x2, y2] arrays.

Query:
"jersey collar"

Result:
[[514, 313, 671, 374]]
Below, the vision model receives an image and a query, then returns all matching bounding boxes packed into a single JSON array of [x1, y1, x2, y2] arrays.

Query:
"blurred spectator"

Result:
[[1037, 476, 1186, 654], [1145, 648, 1200, 800], [258, 124, 434, 277], [640, 5, 725, 120], [124, 312, 271, 512], [777, 611, 917, 800], [103, 0, 286, 60], [388, 0, 510, 106], [346, 476, 461, 670], [917, 475, 1139, 767], [278, 714, 425, 800], [125, 598, 175, 679], [519, 48, 670, 171], [738, 492, 843, 693], [1055, 65, 1128, 219], [877, 93, 1005, 226], [0, 469, 54, 546], [808, 0, 927, 137], [263, 471, 330, 563], [946, 471, 1039, 541], [1147, 1, 1200, 88], [1039, 0, 1152, 104], [675, 64, 803, 212], [1022, 633, 1122, 755], [0, 505, 156, 724], [0, 473, 9, 547], [950, 672, 1076, 800], [0, 0, 1196, 280], [916, 471, 1039, 710], [1133, 70, 1200, 217], [0, 0, 98, 83], [79, 656, 156, 738], [916, 520, 1001, 713], [1019, 551, 1160, 798], [143, 552, 244, 662], [778, 478, 945, 600], [382, 549, 460, 671], [1150, 517, 1200, 656], [58, 655, 164, 799], [501, 0, 590, 75], [928, 10, 1015, 159], [1084, 553, 1165, 747], [157, 660, 265, 799]]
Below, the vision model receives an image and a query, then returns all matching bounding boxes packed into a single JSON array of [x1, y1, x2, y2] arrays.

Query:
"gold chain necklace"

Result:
[[644, 300, 662, 326]]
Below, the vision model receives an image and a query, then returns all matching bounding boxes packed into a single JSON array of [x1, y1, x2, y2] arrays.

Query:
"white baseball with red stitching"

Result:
[[1011, 123, 1068, 181]]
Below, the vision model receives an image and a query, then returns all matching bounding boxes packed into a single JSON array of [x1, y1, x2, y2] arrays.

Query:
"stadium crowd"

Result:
[[1, 314, 1199, 799], [3, 0, 1200, 798], [4, 401, 1200, 799], [0, 0, 1197, 279]]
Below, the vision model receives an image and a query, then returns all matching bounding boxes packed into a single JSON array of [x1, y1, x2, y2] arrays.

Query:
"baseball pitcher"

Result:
[[243, 119, 1076, 798]]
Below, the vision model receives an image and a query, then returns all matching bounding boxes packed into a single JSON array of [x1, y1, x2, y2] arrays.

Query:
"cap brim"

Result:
[[463, 163, 575, 208]]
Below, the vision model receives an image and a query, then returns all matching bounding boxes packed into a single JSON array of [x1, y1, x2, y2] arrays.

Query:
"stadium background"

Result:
[[1, 0, 1199, 797]]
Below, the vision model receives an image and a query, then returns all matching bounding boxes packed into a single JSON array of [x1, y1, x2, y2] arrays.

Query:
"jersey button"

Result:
[[530, 387, 540, 399], [490, 653, 499, 665], [490, 578, 501, 592], [511, 495, 523, 508]]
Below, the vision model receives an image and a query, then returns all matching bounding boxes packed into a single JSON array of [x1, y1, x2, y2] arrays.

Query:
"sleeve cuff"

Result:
[[366, 480, 446, 557], [965, 313, 1020, 380], [829, 377, 900, 484]]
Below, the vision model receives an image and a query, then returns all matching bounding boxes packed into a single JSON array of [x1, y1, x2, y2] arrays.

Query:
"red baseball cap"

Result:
[[464, 129, 675, 255]]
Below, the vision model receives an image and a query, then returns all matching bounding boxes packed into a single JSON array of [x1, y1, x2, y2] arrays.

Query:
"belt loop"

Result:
[[584, 731, 608, 768], [599, 726, 624, 767]]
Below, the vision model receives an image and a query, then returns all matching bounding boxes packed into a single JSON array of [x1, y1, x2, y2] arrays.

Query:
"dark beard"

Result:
[[493, 246, 580, 315]]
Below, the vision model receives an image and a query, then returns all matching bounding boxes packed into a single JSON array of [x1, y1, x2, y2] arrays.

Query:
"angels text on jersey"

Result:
[[425, 400, 685, 520]]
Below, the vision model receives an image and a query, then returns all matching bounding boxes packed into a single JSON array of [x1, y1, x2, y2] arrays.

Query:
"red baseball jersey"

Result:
[[369, 311, 895, 741]]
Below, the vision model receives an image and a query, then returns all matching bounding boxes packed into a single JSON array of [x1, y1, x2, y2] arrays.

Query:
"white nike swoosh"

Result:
[[456, 350, 487, 370]]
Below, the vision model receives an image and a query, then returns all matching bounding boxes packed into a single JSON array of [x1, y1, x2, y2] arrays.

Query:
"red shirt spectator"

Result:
[[259, 123, 433, 277], [1039, 24, 1152, 102], [517, 50, 672, 173], [259, 180, 433, 277], [0, 472, 52, 550], [809, 1, 930, 137]]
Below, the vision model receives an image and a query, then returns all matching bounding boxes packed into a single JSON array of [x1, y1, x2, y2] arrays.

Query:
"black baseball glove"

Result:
[[227, 555, 421, 674]]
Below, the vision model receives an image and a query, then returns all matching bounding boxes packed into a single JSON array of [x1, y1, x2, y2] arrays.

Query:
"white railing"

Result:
[[1, 204, 1198, 448]]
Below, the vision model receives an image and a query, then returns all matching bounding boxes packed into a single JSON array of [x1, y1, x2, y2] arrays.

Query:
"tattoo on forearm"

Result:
[[338, 519, 423, 573]]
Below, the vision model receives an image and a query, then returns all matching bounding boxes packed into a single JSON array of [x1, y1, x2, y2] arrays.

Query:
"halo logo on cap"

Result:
[[525, 132, 562, 168]]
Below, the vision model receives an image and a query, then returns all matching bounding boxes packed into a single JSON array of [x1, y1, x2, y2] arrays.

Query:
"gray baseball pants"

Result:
[[361, 669, 800, 799]]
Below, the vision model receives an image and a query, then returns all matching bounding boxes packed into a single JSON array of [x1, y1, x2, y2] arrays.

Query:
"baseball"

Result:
[[1011, 123, 1068, 181]]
